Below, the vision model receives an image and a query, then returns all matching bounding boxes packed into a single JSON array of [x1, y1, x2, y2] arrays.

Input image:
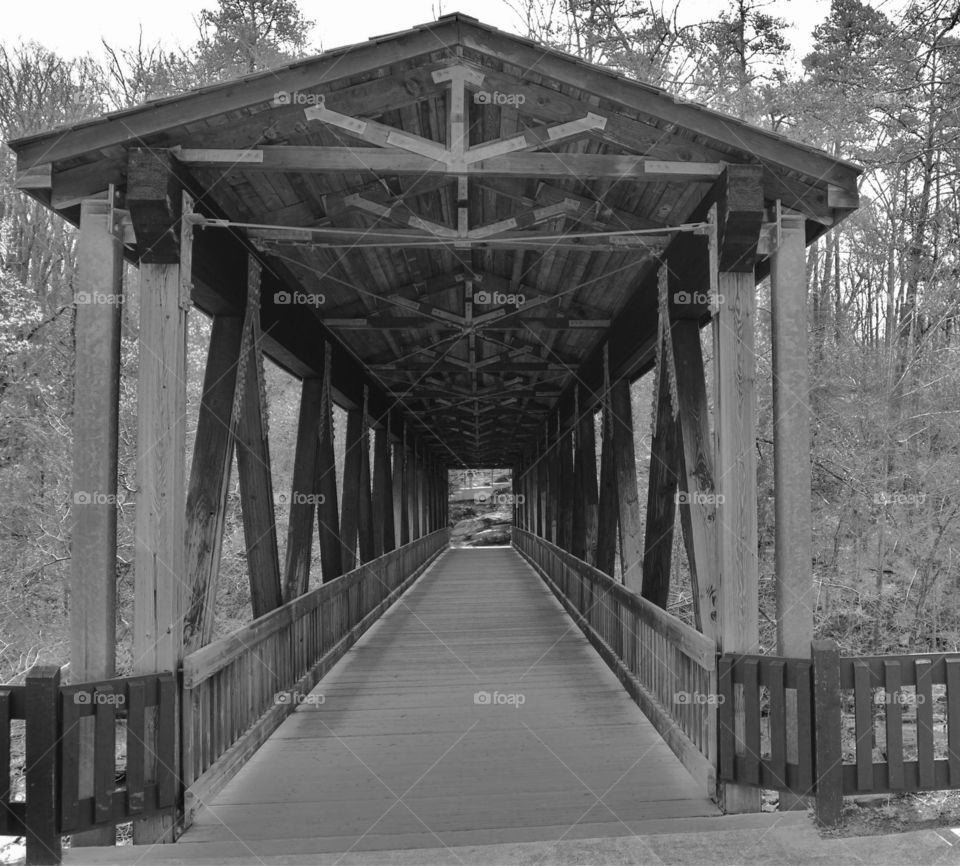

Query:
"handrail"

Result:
[[512, 527, 717, 793], [180, 529, 449, 825]]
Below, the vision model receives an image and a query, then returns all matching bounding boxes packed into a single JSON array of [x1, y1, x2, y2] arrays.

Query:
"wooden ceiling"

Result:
[[8, 13, 861, 468]]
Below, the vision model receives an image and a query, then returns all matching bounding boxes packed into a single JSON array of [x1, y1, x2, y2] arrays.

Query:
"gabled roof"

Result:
[[6, 13, 861, 466]]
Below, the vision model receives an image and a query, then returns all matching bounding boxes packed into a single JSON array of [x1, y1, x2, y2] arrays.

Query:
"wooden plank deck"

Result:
[[86, 546, 719, 861]]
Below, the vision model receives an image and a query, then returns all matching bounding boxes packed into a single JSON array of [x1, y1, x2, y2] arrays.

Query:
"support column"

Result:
[[373, 426, 395, 554], [282, 378, 323, 600], [558, 425, 574, 551], [396, 433, 409, 545], [316, 357, 342, 582], [712, 166, 764, 813], [409, 443, 421, 540], [610, 378, 644, 590], [71, 197, 122, 848], [577, 408, 599, 565], [356, 399, 375, 564], [339, 408, 363, 572], [596, 400, 618, 577], [771, 212, 813, 656]]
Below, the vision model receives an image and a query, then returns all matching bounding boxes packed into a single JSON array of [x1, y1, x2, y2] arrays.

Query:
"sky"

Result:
[[4, 0, 837, 66]]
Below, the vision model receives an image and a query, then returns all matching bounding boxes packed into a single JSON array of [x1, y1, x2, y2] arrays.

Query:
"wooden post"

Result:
[[408, 443, 421, 541], [672, 321, 720, 637], [574, 408, 599, 564], [316, 354, 341, 582], [812, 639, 843, 826], [373, 426, 395, 554], [132, 260, 186, 844], [713, 166, 764, 813], [340, 408, 363, 572], [642, 340, 680, 608], [596, 401, 618, 577], [25, 666, 60, 866], [234, 260, 282, 618], [536, 443, 547, 538], [183, 316, 243, 649], [610, 378, 644, 590], [558, 428, 574, 551], [282, 378, 323, 601], [771, 212, 813, 656], [71, 198, 122, 848]]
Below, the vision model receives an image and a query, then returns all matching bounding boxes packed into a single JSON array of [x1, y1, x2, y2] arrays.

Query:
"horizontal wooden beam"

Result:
[[176, 146, 723, 181]]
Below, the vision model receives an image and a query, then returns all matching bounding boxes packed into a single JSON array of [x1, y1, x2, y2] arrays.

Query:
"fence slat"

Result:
[[157, 676, 176, 809], [93, 686, 115, 825], [915, 658, 935, 789], [126, 681, 145, 814], [883, 661, 904, 791], [947, 658, 960, 787], [742, 658, 761, 785], [0, 689, 11, 823], [853, 662, 873, 792], [24, 664, 61, 866], [795, 661, 813, 794], [769, 661, 787, 789], [812, 640, 842, 827]]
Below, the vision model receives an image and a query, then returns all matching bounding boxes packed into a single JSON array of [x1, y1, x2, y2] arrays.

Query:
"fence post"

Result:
[[25, 664, 61, 865], [812, 639, 843, 826]]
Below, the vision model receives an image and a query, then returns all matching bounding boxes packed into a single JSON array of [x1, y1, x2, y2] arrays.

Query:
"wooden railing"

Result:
[[512, 528, 717, 793], [1, 665, 177, 865], [180, 529, 449, 824]]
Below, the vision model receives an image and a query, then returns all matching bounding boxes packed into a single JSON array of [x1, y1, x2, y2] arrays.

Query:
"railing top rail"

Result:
[[513, 528, 715, 670], [183, 530, 447, 689]]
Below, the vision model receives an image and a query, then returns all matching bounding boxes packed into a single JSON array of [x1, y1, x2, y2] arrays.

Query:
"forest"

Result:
[[0, 0, 958, 685]]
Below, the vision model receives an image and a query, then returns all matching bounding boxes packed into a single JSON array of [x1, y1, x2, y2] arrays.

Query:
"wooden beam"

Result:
[[177, 146, 722, 180], [610, 378, 644, 590], [394, 440, 409, 546], [282, 378, 324, 601], [558, 429, 574, 551], [132, 260, 186, 845], [357, 407, 376, 564], [595, 412, 617, 578], [183, 316, 243, 650], [770, 213, 813, 656], [127, 149, 181, 263], [641, 339, 681, 608], [576, 408, 599, 565]]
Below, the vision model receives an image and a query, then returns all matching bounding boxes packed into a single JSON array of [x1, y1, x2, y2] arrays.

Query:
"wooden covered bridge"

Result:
[[4, 12, 922, 864]]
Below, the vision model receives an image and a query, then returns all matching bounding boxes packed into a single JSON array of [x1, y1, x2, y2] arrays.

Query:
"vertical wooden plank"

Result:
[[769, 661, 787, 789], [812, 640, 842, 826], [0, 690, 8, 816], [916, 658, 934, 789], [234, 263, 282, 617], [884, 660, 904, 791], [718, 656, 735, 782], [394, 438, 409, 546], [157, 677, 177, 808], [742, 659, 760, 785], [25, 665, 61, 866], [127, 681, 146, 815], [795, 661, 814, 794], [282, 378, 324, 601], [576, 411, 599, 565], [408, 444, 421, 541], [642, 338, 680, 608], [672, 321, 719, 637], [183, 316, 243, 650], [94, 687, 115, 826], [609, 378, 643, 589], [853, 662, 874, 791], [133, 257, 186, 845]]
